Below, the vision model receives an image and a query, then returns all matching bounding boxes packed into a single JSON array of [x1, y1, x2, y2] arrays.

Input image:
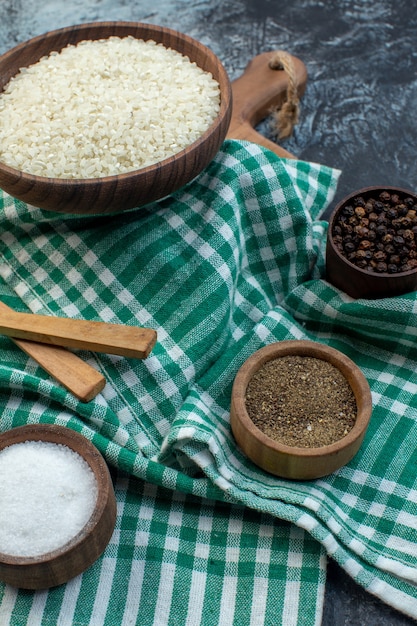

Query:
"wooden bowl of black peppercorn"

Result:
[[326, 186, 417, 299]]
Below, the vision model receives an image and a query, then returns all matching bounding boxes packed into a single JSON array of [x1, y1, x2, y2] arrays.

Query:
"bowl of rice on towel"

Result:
[[0, 21, 232, 214]]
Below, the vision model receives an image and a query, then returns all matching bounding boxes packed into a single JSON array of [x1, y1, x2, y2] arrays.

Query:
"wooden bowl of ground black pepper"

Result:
[[326, 186, 417, 299], [230, 340, 372, 480]]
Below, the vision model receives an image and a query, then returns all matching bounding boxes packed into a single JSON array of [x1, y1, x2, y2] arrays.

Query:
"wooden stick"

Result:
[[0, 301, 105, 402], [0, 309, 157, 359], [12, 337, 106, 402]]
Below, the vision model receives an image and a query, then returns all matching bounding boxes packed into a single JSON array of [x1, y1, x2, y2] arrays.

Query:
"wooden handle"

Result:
[[0, 309, 157, 359], [0, 301, 105, 402], [227, 51, 307, 159]]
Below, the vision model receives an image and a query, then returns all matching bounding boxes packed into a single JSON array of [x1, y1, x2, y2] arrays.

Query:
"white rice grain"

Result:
[[0, 36, 221, 178]]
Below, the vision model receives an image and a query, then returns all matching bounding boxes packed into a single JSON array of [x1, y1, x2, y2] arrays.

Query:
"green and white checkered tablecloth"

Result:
[[0, 139, 416, 625]]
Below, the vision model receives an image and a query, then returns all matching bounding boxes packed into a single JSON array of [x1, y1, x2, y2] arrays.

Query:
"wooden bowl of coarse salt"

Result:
[[0, 22, 232, 215], [230, 340, 372, 480], [0, 424, 116, 589]]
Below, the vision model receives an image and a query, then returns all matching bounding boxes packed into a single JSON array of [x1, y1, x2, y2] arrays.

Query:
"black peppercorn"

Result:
[[355, 226, 369, 238], [376, 224, 387, 237], [332, 189, 417, 273], [356, 259, 368, 269], [400, 217, 411, 228], [343, 205, 355, 217], [344, 241, 356, 253], [379, 191, 391, 203], [374, 251, 386, 262]]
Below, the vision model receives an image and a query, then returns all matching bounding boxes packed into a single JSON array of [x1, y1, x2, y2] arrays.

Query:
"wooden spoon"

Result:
[[0, 308, 157, 359]]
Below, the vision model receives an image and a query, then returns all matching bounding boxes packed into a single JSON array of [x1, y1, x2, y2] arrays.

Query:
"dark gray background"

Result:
[[1, 1, 416, 624]]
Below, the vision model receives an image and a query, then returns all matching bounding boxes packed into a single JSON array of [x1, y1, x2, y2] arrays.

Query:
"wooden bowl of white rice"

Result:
[[0, 22, 232, 214]]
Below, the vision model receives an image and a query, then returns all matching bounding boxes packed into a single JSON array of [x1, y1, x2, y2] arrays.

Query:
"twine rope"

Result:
[[268, 50, 300, 139]]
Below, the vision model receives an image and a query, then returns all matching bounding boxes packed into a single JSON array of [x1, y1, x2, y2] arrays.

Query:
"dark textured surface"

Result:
[[1, 1, 416, 623]]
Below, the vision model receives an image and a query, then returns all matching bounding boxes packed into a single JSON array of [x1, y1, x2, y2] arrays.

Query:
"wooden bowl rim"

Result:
[[231, 340, 372, 459], [0, 424, 114, 566], [0, 20, 232, 186], [327, 185, 417, 280]]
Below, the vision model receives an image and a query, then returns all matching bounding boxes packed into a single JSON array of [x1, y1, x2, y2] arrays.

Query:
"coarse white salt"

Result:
[[0, 36, 221, 178], [0, 440, 98, 557]]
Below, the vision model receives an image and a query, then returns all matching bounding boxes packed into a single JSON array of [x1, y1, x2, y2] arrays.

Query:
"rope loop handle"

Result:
[[268, 50, 300, 139]]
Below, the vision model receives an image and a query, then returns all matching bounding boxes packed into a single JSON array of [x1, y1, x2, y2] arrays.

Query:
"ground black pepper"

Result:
[[332, 190, 417, 273], [245, 355, 357, 448]]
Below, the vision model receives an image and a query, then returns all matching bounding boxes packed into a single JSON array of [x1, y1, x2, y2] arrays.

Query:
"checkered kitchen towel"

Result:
[[0, 139, 332, 626], [0, 138, 416, 623]]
